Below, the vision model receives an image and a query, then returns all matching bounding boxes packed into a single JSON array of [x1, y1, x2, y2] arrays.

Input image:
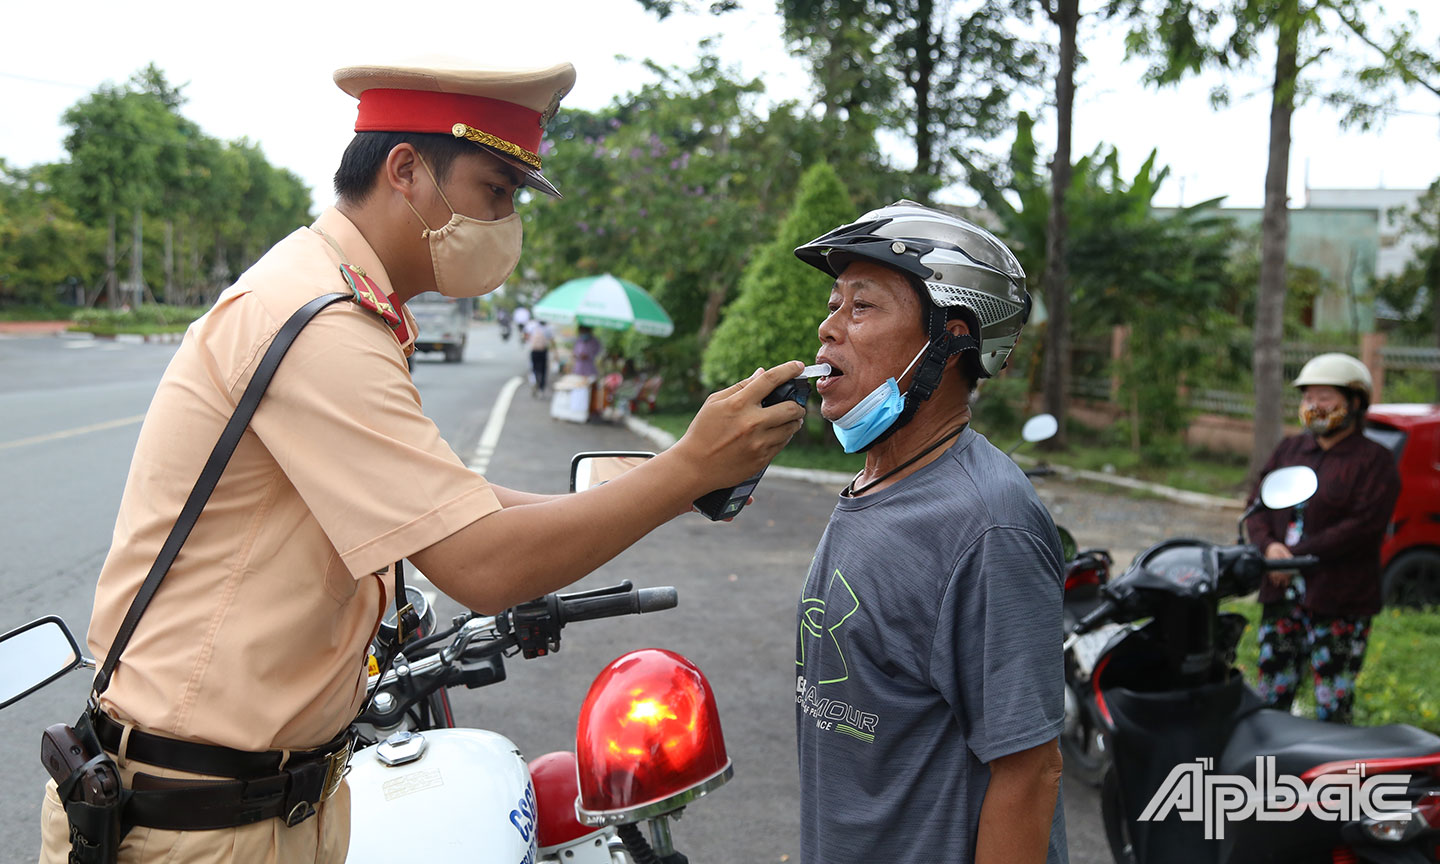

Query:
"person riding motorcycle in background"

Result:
[[1245, 352, 1400, 724]]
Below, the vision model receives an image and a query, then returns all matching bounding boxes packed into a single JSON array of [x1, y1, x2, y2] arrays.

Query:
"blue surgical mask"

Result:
[[831, 343, 929, 453]]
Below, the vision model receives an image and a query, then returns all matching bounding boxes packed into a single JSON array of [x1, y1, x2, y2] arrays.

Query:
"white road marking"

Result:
[[467, 376, 523, 475], [0, 414, 146, 451]]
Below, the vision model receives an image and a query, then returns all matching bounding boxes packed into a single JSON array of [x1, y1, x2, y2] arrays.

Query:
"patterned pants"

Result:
[[1255, 601, 1371, 724]]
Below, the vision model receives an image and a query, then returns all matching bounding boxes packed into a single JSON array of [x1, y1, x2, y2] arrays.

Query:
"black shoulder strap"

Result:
[[91, 293, 351, 702]]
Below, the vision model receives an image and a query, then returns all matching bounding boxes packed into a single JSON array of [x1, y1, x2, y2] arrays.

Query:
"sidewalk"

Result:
[[0, 320, 70, 336]]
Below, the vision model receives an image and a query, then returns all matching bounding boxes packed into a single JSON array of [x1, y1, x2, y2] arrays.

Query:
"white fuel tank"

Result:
[[345, 728, 538, 863]]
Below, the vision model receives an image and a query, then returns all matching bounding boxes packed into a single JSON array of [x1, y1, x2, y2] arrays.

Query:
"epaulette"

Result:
[[338, 264, 411, 345]]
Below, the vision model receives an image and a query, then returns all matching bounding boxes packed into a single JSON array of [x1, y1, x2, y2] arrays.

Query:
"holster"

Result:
[[45, 712, 131, 864]]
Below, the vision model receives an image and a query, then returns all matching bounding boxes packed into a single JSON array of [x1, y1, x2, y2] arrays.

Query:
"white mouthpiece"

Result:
[[801, 363, 832, 379]]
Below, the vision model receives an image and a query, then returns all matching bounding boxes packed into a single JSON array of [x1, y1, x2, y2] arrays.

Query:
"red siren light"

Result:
[[574, 648, 733, 826]]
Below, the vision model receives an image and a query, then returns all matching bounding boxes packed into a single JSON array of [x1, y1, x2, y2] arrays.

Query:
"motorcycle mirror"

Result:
[[1008, 414, 1058, 456], [0, 616, 86, 710], [1056, 525, 1079, 563], [1259, 465, 1319, 511], [1021, 413, 1059, 444], [569, 451, 656, 493]]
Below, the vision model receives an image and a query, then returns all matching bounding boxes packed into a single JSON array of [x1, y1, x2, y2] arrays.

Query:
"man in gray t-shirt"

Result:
[[793, 202, 1067, 863]]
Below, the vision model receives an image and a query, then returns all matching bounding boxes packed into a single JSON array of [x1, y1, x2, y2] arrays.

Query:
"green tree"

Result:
[[777, 0, 1046, 186], [0, 160, 102, 308], [636, 0, 1045, 189], [1109, 0, 1440, 475], [56, 68, 194, 308], [963, 115, 1237, 447], [43, 65, 313, 309], [522, 54, 902, 401], [1036, 0, 1081, 450], [701, 162, 854, 387], [1373, 179, 1440, 393]]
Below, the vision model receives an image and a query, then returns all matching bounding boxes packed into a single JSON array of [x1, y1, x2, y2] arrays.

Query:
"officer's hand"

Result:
[[675, 362, 806, 490]]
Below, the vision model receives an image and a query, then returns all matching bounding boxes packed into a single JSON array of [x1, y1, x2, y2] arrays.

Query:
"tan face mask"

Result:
[[405, 155, 521, 298]]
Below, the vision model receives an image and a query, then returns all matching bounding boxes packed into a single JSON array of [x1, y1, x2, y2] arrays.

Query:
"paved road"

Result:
[[0, 321, 1244, 862]]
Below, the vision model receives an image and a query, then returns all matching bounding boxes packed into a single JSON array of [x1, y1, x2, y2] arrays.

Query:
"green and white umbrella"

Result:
[[532, 274, 674, 337]]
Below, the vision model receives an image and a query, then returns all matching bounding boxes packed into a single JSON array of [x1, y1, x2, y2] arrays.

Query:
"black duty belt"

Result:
[[93, 711, 345, 780], [93, 711, 353, 830]]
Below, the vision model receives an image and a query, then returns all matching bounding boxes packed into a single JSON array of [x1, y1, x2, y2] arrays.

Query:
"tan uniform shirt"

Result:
[[88, 207, 502, 752]]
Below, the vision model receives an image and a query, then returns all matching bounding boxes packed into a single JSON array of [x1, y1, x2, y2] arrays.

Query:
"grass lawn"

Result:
[[978, 411, 1252, 499], [1222, 598, 1440, 734]]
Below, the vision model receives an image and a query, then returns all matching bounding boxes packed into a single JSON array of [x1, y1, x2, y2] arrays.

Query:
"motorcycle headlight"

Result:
[[574, 649, 733, 826]]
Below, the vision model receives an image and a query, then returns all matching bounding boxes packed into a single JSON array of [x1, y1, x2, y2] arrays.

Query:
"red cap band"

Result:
[[354, 89, 542, 156]]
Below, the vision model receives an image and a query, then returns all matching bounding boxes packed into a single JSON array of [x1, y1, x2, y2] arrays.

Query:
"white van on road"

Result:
[[408, 292, 474, 363]]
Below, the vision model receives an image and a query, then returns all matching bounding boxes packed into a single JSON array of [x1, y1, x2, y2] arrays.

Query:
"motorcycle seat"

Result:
[[1221, 707, 1440, 780]]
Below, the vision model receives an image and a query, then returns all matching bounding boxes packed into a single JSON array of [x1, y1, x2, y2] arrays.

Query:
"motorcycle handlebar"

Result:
[[1264, 555, 1319, 570], [560, 586, 678, 622], [1072, 599, 1116, 635]]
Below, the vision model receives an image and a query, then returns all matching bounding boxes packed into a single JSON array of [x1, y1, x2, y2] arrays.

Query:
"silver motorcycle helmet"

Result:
[[794, 199, 1029, 378]]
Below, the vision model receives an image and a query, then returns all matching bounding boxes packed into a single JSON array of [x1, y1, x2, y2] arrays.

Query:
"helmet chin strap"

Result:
[[856, 306, 981, 452]]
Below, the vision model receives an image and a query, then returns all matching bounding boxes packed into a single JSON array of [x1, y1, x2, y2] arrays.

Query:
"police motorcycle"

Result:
[[1066, 465, 1440, 864], [0, 453, 736, 864], [1006, 412, 1116, 785]]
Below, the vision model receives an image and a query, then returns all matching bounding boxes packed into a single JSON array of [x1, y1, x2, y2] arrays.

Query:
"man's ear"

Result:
[[944, 315, 972, 339], [384, 143, 421, 199]]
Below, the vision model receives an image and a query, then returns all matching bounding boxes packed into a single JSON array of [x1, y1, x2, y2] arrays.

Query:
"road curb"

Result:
[[624, 415, 1244, 509], [1012, 453, 1244, 510], [79, 331, 185, 344], [623, 415, 677, 450]]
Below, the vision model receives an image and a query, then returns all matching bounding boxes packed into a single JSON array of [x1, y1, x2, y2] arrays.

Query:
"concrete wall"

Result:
[[1215, 206, 1380, 334], [1306, 188, 1428, 280]]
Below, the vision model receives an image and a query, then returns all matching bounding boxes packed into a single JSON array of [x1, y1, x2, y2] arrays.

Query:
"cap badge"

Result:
[[539, 88, 565, 128]]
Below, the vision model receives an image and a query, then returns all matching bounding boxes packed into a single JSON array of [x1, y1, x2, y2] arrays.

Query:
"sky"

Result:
[[3, 0, 1437, 215]]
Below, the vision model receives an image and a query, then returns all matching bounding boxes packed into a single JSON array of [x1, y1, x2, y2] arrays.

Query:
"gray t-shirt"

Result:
[[795, 426, 1068, 863]]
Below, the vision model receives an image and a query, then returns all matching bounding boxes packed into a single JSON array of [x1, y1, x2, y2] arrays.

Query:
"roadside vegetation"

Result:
[[68, 304, 204, 336]]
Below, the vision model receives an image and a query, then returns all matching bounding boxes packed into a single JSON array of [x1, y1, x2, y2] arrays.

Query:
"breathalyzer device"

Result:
[[692, 364, 828, 521]]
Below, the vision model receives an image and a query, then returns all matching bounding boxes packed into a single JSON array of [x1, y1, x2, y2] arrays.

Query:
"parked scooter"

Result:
[[0, 452, 730, 864], [1068, 465, 1440, 864], [1007, 413, 1117, 784]]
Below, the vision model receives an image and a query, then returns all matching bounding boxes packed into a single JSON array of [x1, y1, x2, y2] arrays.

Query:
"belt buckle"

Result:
[[321, 737, 353, 802]]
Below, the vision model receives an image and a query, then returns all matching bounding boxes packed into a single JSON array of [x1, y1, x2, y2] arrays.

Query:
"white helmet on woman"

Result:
[[1293, 353, 1373, 402]]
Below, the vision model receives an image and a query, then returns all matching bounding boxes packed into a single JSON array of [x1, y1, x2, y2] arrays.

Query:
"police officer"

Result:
[[39, 60, 805, 863]]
